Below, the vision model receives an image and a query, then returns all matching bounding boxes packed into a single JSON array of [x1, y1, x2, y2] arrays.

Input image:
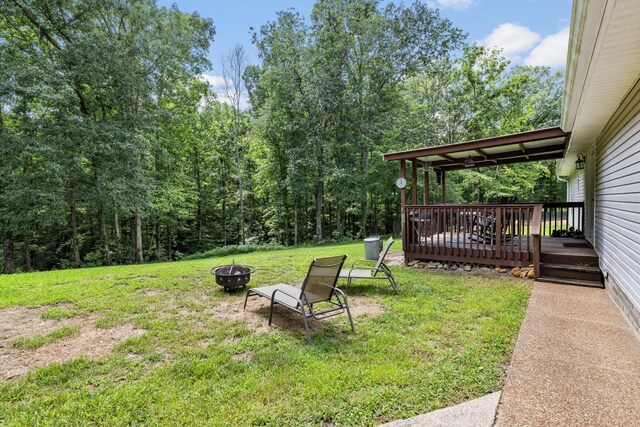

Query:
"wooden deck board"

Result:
[[539, 236, 597, 257], [412, 235, 594, 256]]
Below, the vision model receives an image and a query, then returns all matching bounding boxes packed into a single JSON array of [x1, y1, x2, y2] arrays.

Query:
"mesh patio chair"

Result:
[[339, 237, 398, 293], [243, 255, 353, 344]]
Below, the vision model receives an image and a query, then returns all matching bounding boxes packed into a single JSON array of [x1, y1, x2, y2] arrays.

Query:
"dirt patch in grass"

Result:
[[231, 350, 254, 363], [0, 306, 145, 381], [347, 295, 385, 317], [385, 250, 406, 266], [0, 305, 79, 340], [217, 294, 384, 334], [129, 276, 158, 281], [142, 289, 165, 297]]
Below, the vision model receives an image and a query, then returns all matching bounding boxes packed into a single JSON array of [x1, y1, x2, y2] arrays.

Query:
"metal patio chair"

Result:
[[243, 255, 353, 344], [339, 237, 398, 294]]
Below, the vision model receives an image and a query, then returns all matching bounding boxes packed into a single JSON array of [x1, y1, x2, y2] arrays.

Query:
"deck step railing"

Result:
[[403, 204, 540, 267], [541, 202, 584, 236]]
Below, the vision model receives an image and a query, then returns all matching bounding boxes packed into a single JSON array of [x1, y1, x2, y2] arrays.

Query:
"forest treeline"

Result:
[[0, 0, 565, 272]]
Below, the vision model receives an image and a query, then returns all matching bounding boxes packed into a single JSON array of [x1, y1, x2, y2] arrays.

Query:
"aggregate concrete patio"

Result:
[[495, 281, 640, 426]]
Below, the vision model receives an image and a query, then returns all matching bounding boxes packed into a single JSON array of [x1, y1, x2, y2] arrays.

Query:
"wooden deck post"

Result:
[[400, 160, 407, 262], [440, 170, 446, 233], [531, 205, 542, 278], [411, 160, 418, 205], [495, 207, 502, 258], [424, 165, 429, 205]]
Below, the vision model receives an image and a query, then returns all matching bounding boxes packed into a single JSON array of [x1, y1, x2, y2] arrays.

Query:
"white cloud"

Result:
[[483, 23, 541, 59], [199, 74, 250, 110], [524, 27, 570, 68], [437, 0, 475, 10], [200, 74, 227, 88]]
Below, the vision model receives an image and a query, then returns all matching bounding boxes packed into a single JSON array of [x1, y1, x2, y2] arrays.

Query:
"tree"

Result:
[[0, 0, 567, 273], [249, 0, 464, 243], [0, 0, 214, 271], [221, 44, 249, 244]]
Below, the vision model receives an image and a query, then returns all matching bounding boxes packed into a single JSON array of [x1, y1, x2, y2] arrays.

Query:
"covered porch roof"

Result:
[[383, 127, 570, 170]]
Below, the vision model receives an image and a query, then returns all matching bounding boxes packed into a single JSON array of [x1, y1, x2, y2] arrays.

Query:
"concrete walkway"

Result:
[[495, 282, 640, 426], [382, 392, 501, 427]]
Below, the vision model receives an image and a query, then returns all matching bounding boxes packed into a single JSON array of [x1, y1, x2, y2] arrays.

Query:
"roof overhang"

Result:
[[383, 127, 570, 171], [559, 0, 640, 175]]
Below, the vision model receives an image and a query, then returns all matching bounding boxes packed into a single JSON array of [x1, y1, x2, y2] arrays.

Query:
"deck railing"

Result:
[[541, 202, 585, 236], [532, 205, 542, 278], [403, 204, 540, 267]]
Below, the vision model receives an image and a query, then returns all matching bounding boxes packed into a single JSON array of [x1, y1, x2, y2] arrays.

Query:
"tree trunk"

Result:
[[23, 232, 31, 272], [373, 194, 378, 234], [359, 199, 368, 238], [71, 202, 81, 268], [155, 220, 161, 257], [222, 198, 227, 246], [134, 211, 143, 263], [194, 147, 203, 249], [166, 227, 173, 260], [315, 179, 323, 243], [234, 128, 245, 245], [93, 157, 110, 266], [230, 107, 244, 245], [113, 211, 121, 264], [114, 212, 121, 242], [294, 206, 299, 246], [359, 147, 370, 238], [98, 206, 111, 266], [2, 229, 16, 273], [327, 203, 333, 239]]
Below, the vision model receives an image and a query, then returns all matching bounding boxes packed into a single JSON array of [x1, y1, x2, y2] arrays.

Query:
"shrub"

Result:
[[183, 243, 285, 260]]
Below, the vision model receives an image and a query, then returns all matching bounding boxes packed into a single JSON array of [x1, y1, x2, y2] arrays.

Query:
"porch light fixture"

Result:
[[464, 155, 475, 168], [575, 153, 586, 170], [421, 160, 431, 171]]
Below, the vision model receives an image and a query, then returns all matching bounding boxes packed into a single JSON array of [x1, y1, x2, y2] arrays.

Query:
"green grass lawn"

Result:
[[0, 241, 531, 426]]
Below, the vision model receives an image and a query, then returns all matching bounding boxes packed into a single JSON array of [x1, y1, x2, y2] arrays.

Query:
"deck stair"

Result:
[[537, 248, 603, 288]]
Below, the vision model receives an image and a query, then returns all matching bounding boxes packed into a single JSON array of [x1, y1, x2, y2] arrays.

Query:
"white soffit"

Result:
[[559, 0, 640, 175]]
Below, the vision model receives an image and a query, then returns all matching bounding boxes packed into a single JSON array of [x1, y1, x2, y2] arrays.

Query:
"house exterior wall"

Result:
[[584, 144, 597, 241], [566, 170, 584, 203], [594, 77, 640, 333]]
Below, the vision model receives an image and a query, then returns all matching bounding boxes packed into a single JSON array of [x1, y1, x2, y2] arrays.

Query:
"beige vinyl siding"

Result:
[[595, 77, 640, 318]]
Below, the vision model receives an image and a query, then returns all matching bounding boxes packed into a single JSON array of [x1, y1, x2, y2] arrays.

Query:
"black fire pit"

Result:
[[211, 262, 255, 292]]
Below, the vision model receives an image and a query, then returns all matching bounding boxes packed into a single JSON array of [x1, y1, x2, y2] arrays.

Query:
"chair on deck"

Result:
[[339, 237, 398, 294], [470, 211, 513, 244], [243, 255, 353, 344]]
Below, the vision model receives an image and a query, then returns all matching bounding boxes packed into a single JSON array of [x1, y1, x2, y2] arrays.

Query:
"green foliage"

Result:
[[11, 325, 80, 349], [249, 0, 465, 244], [182, 243, 285, 260], [41, 307, 75, 320], [0, 241, 531, 425], [398, 45, 566, 204], [0, 0, 565, 274]]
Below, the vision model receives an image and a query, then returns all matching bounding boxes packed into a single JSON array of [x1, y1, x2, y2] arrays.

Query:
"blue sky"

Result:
[[158, 0, 572, 100]]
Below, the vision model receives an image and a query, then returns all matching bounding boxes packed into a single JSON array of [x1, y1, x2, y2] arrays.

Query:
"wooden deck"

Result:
[[540, 236, 597, 257], [401, 202, 602, 286], [406, 235, 594, 265], [539, 237, 602, 287], [405, 235, 602, 286], [403, 204, 540, 267], [414, 235, 595, 255]]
